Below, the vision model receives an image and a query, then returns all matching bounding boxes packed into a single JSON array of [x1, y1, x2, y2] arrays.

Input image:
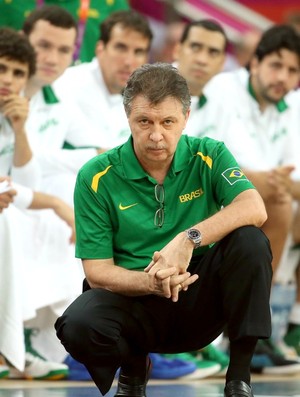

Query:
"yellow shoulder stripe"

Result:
[[196, 152, 213, 169], [91, 165, 112, 192]]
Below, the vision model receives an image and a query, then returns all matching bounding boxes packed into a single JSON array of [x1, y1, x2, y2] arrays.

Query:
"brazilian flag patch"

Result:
[[221, 167, 248, 185]]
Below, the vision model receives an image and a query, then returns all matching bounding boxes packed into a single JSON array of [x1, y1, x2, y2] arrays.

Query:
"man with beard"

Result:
[[206, 24, 300, 375]]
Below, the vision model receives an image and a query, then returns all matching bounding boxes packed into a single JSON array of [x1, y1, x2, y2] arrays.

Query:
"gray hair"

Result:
[[123, 63, 191, 116]]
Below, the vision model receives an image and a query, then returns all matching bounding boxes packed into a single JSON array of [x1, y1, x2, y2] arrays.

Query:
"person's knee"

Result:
[[55, 309, 93, 353], [227, 226, 273, 276], [55, 297, 121, 357], [233, 226, 271, 257]]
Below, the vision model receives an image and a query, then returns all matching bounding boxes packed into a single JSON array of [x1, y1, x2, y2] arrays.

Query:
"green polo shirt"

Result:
[[0, 0, 129, 62], [74, 135, 255, 270]]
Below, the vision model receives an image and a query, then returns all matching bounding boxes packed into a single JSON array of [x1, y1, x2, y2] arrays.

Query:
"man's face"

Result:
[[174, 26, 226, 96], [128, 95, 189, 171], [250, 49, 300, 104], [96, 24, 150, 94], [0, 57, 29, 105], [28, 19, 76, 86]]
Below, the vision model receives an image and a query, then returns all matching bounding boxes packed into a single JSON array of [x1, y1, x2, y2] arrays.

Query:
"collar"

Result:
[[198, 94, 207, 109], [120, 136, 193, 181], [42, 86, 59, 104], [248, 78, 288, 113]]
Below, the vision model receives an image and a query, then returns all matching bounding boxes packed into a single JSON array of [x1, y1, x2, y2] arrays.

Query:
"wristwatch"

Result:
[[186, 228, 202, 249]]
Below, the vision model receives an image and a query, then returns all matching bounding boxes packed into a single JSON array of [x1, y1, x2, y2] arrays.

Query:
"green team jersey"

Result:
[[0, 0, 129, 62], [74, 135, 255, 270]]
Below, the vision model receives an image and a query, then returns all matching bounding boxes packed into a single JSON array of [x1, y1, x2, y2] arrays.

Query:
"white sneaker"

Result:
[[9, 352, 69, 380]]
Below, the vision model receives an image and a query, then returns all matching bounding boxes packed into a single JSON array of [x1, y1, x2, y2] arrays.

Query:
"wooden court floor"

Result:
[[1, 375, 300, 397]]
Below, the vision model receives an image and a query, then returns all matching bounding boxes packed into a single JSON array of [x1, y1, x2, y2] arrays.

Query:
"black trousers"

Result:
[[55, 226, 273, 395]]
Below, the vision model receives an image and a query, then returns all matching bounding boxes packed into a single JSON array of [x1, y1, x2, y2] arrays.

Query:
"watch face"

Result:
[[187, 228, 202, 248], [189, 229, 200, 239]]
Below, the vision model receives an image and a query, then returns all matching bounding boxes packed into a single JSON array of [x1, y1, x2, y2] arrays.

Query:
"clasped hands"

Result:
[[266, 165, 295, 203], [144, 233, 199, 303]]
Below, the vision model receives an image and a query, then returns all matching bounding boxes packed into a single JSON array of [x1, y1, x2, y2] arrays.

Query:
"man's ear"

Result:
[[249, 56, 259, 75], [172, 42, 181, 61], [184, 108, 191, 128], [95, 40, 104, 57]]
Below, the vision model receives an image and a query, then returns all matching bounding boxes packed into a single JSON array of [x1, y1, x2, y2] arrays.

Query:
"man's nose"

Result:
[[149, 129, 163, 142], [44, 48, 59, 64], [195, 49, 209, 64]]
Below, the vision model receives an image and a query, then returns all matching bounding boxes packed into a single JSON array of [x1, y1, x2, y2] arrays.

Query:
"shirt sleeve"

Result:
[[35, 148, 98, 177], [74, 168, 114, 259], [10, 182, 34, 209], [211, 141, 256, 206], [10, 157, 41, 190]]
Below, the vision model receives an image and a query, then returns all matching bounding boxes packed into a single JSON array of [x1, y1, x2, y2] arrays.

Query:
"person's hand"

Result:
[[269, 165, 294, 198], [255, 167, 294, 203], [0, 177, 16, 213], [1, 94, 29, 135], [145, 233, 199, 302], [146, 256, 198, 302], [52, 199, 76, 244]]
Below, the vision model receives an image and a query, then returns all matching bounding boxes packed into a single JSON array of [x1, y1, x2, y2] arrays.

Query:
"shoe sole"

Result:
[[211, 366, 228, 377], [179, 363, 221, 380], [9, 368, 68, 380], [261, 363, 300, 375]]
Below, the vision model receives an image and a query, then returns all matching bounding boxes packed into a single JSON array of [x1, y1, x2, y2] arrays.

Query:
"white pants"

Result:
[[0, 205, 83, 370]]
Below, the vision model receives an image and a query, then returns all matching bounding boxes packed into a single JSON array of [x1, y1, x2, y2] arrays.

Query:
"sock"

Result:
[[121, 354, 148, 379], [226, 337, 258, 386]]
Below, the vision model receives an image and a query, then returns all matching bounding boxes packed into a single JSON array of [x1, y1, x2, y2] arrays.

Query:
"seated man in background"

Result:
[[206, 24, 300, 372], [54, 10, 153, 149], [172, 18, 300, 376], [0, 27, 75, 380]]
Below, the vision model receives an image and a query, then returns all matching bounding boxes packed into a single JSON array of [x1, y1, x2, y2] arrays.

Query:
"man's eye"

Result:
[[38, 42, 51, 49], [190, 43, 201, 52], [59, 47, 73, 55], [14, 70, 26, 78]]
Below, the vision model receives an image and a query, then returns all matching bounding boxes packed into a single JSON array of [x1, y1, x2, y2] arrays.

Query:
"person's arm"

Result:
[[243, 165, 294, 203], [291, 180, 300, 200], [29, 192, 75, 244], [176, 188, 266, 250], [83, 189, 264, 301], [145, 188, 267, 302], [82, 257, 197, 299], [2, 94, 32, 167]]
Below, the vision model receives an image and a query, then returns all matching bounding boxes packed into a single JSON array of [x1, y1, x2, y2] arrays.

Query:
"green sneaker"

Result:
[[163, 352, 221, 379], [9, 329, 69, 380], [200, 344, 229, 372], [0, 355, 9, 379], [284, 325, 300, 356]]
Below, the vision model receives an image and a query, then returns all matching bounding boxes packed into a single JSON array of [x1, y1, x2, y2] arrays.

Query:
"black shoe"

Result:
[[114, 357, 152, 397], [224, 380, 253, 397]]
